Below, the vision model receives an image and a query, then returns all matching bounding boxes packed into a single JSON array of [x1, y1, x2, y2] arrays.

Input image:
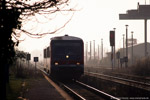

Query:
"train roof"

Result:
[[51, 35, 82, 41]]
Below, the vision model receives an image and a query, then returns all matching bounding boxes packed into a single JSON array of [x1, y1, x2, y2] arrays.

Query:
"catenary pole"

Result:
[[125, 25, 128, 68], [113, 28, 116, 68]]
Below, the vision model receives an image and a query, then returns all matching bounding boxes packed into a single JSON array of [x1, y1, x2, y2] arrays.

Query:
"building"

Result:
[[103, 42, 150, 67], [118, 42, 150, 65]]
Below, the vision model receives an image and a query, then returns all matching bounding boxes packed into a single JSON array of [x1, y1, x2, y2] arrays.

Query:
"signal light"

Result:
[[110, 31, 115, 46]]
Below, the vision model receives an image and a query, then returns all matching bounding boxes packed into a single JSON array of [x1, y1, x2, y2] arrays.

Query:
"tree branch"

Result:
[[20, 11, 74, 38]]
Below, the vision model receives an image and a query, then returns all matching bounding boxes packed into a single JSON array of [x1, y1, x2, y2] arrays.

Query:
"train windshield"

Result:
[[52, 41, 83, 59]]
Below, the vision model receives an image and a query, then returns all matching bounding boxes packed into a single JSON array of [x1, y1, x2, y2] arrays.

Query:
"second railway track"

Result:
[[84, 71, 150, 92]]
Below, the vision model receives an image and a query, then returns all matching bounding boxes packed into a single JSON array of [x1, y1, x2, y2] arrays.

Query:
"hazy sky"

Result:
[[18, 0, 150, 56]]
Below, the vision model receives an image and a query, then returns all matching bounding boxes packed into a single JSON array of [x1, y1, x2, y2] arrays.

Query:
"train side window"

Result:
[[44, 49, 46, 58], [47, 47, 50, 58]]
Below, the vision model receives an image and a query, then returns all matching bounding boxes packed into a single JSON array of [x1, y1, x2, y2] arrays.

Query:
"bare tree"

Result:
[[9, 0, 74, 38], [0, 0, 73, 99]]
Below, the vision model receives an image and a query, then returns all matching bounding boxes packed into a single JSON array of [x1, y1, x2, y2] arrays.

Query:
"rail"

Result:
[[85, 71, 150, 91], [76, 81, 120, 100]]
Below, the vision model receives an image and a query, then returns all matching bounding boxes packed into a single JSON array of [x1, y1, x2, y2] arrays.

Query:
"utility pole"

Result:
[[122, 34, 125, 68], [90, 41, 92, 60], [123, 34, 125, 57], [98, 44, 99, 61], [86, 42, 88, 64], [101, 39, 103, 60], [113, 28, 116, 68], [144, 19, 148, 57], [131, 31, 134, 65], [93, 40, 95, 60], [111, 47, 114, 70], [125, 25, 128, 68]]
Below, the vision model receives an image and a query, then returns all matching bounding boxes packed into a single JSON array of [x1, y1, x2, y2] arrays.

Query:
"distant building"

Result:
[[127, 38, 137, 46], [104, 42, 150, 67], [119, 42, 150, 57], [118, 42, 150, 65]]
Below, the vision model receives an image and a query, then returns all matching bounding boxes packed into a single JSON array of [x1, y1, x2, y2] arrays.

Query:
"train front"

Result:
[[50, 37, 84, 79]]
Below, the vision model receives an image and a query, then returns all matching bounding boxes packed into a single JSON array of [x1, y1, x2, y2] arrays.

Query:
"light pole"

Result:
[[98, 44, 99, 61], [131, 31, 134, 65], [86, 42, 88, 64], [90, 41, 92, 60], [101, 39, 103, 60], [125, 25, 128, 68], [113, 28, 116, 68], [123, 34, 125, 57], [144, 19, 148, 57], [93, 40, 95, 60]]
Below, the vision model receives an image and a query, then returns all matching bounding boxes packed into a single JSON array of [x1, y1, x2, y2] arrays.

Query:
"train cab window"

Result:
[[51, 41, 83, 60], [53, 43, 82, 54]]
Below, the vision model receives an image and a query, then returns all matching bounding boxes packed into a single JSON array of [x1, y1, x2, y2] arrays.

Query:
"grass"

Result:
[[103, 57, 150, 77], [6, 61, 43, 100], [131, 57, 150, 77], [6, 76, 23, 100]]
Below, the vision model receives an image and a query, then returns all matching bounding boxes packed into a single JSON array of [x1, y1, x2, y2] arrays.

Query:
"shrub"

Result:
[[131, 57, 150, 76]]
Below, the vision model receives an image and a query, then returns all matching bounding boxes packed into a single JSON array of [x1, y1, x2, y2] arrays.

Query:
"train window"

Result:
[[47, 47, 50, 57], [44, 49, 46, 58]]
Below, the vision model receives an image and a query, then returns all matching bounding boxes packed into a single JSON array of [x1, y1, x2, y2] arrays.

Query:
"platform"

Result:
[[24, 72, 72, 100]]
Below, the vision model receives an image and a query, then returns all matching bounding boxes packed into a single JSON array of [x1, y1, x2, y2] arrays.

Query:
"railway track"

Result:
[[61, 80, 119, 100], [85, 66, 150, 83], [84, 71, 150, 92], [106, 72, 150, 84], [38, 68, 119, 100]]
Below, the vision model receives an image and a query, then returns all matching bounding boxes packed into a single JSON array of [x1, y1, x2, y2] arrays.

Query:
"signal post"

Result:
[[110, 31, 115, 70]]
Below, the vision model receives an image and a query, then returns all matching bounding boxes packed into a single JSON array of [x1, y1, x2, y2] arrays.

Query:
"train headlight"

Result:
[[55, 62, 59, 65], [66, 55, 69, 59], [76, 62, 80, 65]]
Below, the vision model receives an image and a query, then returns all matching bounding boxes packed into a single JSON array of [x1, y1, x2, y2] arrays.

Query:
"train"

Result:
[[43, 35, 84, 79]]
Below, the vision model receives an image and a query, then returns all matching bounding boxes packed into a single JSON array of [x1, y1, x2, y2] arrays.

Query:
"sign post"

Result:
[[120, 58, 124, 68], [27, 53, 31, 69], [34, 57, 38, 71]]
